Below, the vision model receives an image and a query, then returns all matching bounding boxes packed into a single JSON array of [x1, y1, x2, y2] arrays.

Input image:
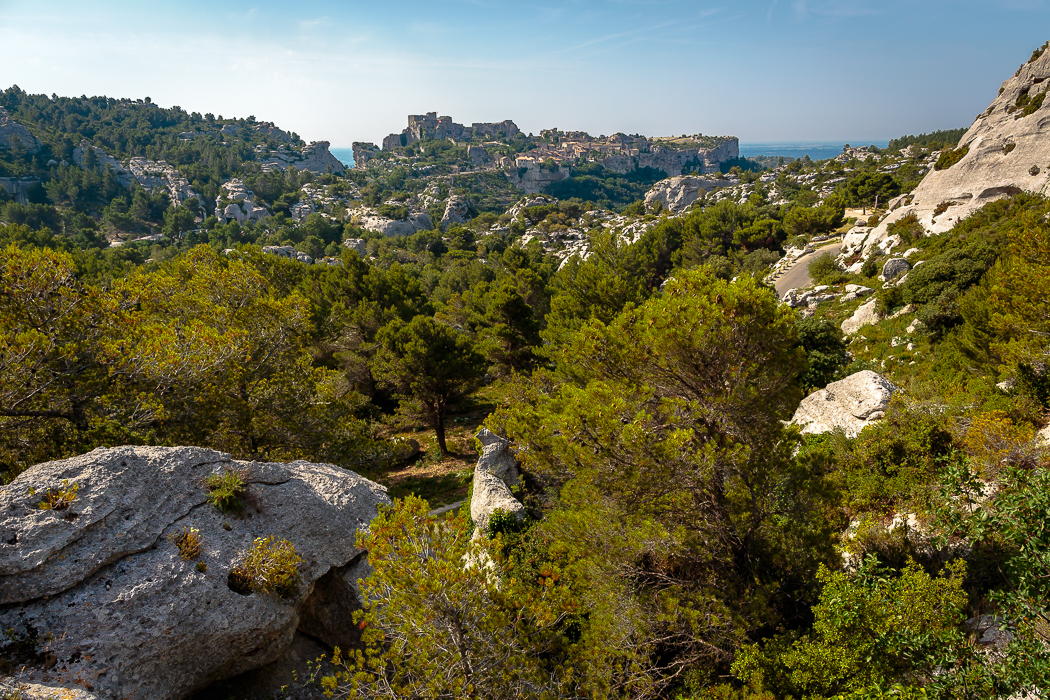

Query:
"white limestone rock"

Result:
[[644, 176, 719, 213], [841, 298, 881, 335], [791, 370, 899, 437], [441, 194, 472, 228], [0, 107, 41, 153], [0, 446, 389, 700], [344, 238, 368, 256], [864, 45, 1050, 254], [470, 428, 524, 534], [880, 258, 911, 281]]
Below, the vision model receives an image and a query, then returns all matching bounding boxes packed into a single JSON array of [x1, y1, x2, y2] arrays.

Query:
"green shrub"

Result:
[[1003, 142, 1016, 155], [933, 201, 951, 216], [171, 526, 203, 560], [228, 535, 303, 598], [807, 251, 845, 284], [934, 145, 969, 171], [486, 508, 525, 537], [1031, 165, 1042, 176], [205, 467, 248, 513], [196, 561, 208, 573], [886, 212, 924, 242], [796, 315, 849, 391], [30, 479, 79, 511], [860, 254, 878, 278]]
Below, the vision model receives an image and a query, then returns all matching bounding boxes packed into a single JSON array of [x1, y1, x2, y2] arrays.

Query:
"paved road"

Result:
[[774, 241, 843, 297]]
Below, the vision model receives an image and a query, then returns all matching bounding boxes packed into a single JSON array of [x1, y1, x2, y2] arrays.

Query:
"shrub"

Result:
[[171, 527, 203, 560], [860, 254, 878, 278], [933, 201, 952, 216], [807, 251, 845, 284], [934, 145, 969, 171], [1003, 142, 1016, 155], [205, 467, 248, 513], [1031, 165, 1042, 176], [196, 561, 208, 573], [228, 536, 303, 598], [886, 212, 924, 242], [796, 315, 849, 391], [30, 480, 79, 511]]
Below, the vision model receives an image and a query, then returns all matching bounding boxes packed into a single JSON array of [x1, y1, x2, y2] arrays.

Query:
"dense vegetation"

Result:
[[4, 89, 1050, 698], [887, 129, 967, 152]]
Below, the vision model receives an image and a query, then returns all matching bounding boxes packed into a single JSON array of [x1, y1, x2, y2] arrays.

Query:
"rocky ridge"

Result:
[[860, 44, 1050, 255], [0, 106, 41, 153]]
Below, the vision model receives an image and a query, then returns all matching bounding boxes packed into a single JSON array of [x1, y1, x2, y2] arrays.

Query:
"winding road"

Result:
[[773, 240, 843, 297]]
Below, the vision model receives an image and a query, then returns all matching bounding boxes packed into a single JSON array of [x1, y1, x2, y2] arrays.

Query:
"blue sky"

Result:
[[1, 1, 1048, 146]]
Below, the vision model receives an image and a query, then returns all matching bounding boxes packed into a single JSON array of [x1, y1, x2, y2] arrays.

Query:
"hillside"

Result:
[[4, 45, 1050, 699]]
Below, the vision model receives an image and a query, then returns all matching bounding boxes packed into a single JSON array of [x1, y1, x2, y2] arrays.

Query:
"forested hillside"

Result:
[[3, 78, 1050, 699]]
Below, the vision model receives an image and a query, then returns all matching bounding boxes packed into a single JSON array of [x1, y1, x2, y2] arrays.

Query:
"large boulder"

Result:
[[841, 298, 881, 335], [791, 370, 899, 437], [880, 258, 911, 281], [0, 446, 388, 700], [470, 429, 524, 533]]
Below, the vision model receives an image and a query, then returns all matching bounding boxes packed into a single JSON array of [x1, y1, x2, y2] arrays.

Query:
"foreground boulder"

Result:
[[791, 370, 899, 437], [470, 429, 524, 533], [0, 446, 388, 700]]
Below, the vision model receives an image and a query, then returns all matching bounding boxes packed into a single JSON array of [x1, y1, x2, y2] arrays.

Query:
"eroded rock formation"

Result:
[[0, 446, 388, 700], [791, 370, 899, 437]]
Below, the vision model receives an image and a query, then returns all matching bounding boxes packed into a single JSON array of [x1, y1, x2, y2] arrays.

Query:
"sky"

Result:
[[1, 1, 1049, 146]]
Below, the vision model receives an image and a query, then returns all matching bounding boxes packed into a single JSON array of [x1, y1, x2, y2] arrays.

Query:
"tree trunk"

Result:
[[434, 405, 448, 456]]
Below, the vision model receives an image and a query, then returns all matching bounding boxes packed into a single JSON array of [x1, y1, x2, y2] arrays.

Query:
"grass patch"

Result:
[[228, 536, 303, 598], [171, 526, 203, 560]]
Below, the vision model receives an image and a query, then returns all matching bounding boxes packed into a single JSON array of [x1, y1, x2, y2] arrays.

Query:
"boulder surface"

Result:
[[0, 446, 388, 700], [791, 370, 899, 437], [470, 428, 524, 533]]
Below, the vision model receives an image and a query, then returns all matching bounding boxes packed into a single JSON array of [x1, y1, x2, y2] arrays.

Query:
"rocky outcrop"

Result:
[[258, 141, 345, 175], [881, 258, 911, 281], [841, 298, 881, 335], [0, 107, 41, 153], [125, 157, 202, 208], [470, 429, 524, 534], [216, 178, 270, 224], [0, 177, 40, 205], [0, 445, 388, 700], [352, 142, 379, 168], [441, 194, 472, 227], [72, 140, 129, 183], [860, 44, 1050, 255], [506, 160, 570, 194], [791, 370, 899, 437], [262, 245, 314, 264], [347, 205, 432, 236], [344, 238, 368, 256], [644, 176, 719, 212]]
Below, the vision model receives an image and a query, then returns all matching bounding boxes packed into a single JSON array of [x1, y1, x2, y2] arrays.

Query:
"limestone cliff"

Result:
[[862, 43, 1050, 254]]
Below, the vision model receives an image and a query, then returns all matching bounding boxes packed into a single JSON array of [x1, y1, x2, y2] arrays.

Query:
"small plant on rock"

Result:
[[228, 536, 303, 598], [935, 145, 969, 171], [205, 467, 248, 513], [171, 526, 203, 560], [933, 200, 952, 216], [30, 480, 79, 511]]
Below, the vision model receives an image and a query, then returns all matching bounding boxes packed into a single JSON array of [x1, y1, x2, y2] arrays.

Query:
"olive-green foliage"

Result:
[[493, 270, 839, 688], [171, 526, 203, 560], [783, 204, 843, 238], [31, 479, 79, 510], [934, 146, 969, 171], [796, 316, 849, 392], [321, 496, 612, 698], [205, 468, 248, 513], [886, 212, 924, 243], [888, 129, 967, 152], [228, 535, 303, 598], [833, 395, 955, 514], [732, 557, 970, 699], [842, 172, 899, 208], [807, 251, 847, 285]]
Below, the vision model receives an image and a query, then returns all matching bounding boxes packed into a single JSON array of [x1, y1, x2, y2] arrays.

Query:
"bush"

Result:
[[807, 251, 845, 284], [171, 527, 203, 560], [934, 145, 969, 171], [886, 212, 924, 242], [205, 468, 248, 513], [796, 315, 849, 391], [228, 536, 303, 598], [30, 479, 79, 510]]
